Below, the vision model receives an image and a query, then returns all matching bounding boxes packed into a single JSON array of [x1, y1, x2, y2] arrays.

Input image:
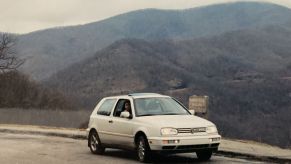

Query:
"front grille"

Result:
[[162, 143, 219, 150], [177, 144, 208, 149], [177, 143, 219, 150], [177, 127, 206, 134], [177, 128, 191, 133], [162, 146, 175, 150]]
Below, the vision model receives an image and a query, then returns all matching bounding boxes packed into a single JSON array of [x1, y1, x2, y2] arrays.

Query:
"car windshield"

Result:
[[134, 97, 190, 117]]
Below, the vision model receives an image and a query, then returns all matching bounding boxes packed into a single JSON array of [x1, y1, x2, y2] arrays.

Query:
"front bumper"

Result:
[[147, 134, 221, 153], [86, 128, 90, 137]]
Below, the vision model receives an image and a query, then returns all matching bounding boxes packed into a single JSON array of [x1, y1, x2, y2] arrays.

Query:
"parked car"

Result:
[[87, 93, 221, 162]]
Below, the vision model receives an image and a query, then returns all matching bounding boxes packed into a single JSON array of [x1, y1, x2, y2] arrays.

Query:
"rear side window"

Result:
[[97, 99, 116, 116]]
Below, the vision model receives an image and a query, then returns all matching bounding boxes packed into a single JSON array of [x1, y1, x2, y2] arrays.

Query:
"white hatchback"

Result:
[[87, 93, 221, 162]]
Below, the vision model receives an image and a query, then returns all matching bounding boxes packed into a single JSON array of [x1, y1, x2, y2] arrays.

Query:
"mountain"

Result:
[[46, 24, 291, 106], [46, 25, 291, 148], [46, 39, 199, 107], [15, 2, 291, 80]]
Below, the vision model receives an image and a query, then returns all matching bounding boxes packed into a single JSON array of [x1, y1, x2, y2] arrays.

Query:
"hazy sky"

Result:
[[1, 0, 290, 34]]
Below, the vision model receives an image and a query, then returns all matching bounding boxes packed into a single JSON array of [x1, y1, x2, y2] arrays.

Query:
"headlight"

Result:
[[206, 126, 218, 134], [161, 128, 178, 136]]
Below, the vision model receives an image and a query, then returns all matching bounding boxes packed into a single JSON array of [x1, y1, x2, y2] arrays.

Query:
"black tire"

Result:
[[88, 130, 105, 154], [136, 135, 151, 163], [196, 150, 213, 161]]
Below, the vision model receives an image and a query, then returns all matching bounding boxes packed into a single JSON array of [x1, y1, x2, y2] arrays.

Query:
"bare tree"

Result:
[[0, 33, 23, 72]]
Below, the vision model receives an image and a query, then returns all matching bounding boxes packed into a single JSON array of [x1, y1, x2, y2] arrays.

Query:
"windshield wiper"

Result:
[[163, 113, 180, 115]]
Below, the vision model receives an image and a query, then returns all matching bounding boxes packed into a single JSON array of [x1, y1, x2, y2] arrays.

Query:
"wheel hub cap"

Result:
[[91, 135, 98, 151], [138, 141, 145, 160]]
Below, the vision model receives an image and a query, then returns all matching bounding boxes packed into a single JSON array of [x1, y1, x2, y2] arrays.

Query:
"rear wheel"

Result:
[[196, 150, 213, 161], [88, 130, 105, 154], [136, 135, 151, 163]]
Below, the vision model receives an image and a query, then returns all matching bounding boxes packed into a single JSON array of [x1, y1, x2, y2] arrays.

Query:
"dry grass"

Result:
[[0, 108, 91, 128]]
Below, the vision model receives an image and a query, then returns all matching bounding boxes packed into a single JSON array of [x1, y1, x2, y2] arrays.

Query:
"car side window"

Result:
[[113, 99, 131, 117], [113, 99, 125, 117], [97, 99, 116, 116]]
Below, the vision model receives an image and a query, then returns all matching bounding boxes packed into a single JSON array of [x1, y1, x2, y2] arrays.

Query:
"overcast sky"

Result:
[[1, 0, 290, 34]]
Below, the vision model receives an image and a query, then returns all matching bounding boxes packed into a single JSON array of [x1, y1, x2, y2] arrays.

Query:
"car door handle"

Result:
[[108, 120, 113, 123]]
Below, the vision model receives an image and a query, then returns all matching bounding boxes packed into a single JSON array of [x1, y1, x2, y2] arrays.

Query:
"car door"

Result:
[[95, 98, 117, 144], [107, 99, 135, 148]]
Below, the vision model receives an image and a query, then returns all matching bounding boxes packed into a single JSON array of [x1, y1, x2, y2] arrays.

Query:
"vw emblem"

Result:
[[191, 128, 198, 133]]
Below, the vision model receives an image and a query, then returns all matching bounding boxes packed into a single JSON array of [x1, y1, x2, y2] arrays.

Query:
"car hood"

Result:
[[136, 115, 214, 128]]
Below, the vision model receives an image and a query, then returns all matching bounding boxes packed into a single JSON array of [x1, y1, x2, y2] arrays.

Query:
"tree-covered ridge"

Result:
[[14, 2, 291, 80], [46, 25, 291, 148]]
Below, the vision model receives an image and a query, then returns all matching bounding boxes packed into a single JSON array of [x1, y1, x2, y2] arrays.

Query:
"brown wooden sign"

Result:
[[189, 95, 209, 114]]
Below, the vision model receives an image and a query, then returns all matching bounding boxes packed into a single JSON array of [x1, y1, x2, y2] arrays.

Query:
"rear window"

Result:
[[97, 99, 116, 116]]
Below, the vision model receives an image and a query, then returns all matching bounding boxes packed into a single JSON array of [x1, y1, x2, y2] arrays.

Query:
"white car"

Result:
[[87, 93, 221, 162]]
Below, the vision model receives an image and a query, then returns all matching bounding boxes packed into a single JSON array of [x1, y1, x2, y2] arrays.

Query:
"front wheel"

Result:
[[136, 135, 151, 163], [196, 150, 213, 161], [88, 130, 105, 154]]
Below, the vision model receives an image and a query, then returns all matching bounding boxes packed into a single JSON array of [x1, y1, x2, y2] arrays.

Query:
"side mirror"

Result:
[[120, 111, 131, 119], [189, 110, 195, 115]]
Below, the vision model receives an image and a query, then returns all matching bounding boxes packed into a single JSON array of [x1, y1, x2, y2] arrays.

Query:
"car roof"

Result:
[[104, 93, 170, 99], [129, 93, 170, 98]]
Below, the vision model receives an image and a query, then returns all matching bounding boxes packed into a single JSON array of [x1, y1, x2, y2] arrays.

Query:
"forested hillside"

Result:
[[0, 71, 73, 110], [46, 25, 291, 148], [15, 2, 291, 80]]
